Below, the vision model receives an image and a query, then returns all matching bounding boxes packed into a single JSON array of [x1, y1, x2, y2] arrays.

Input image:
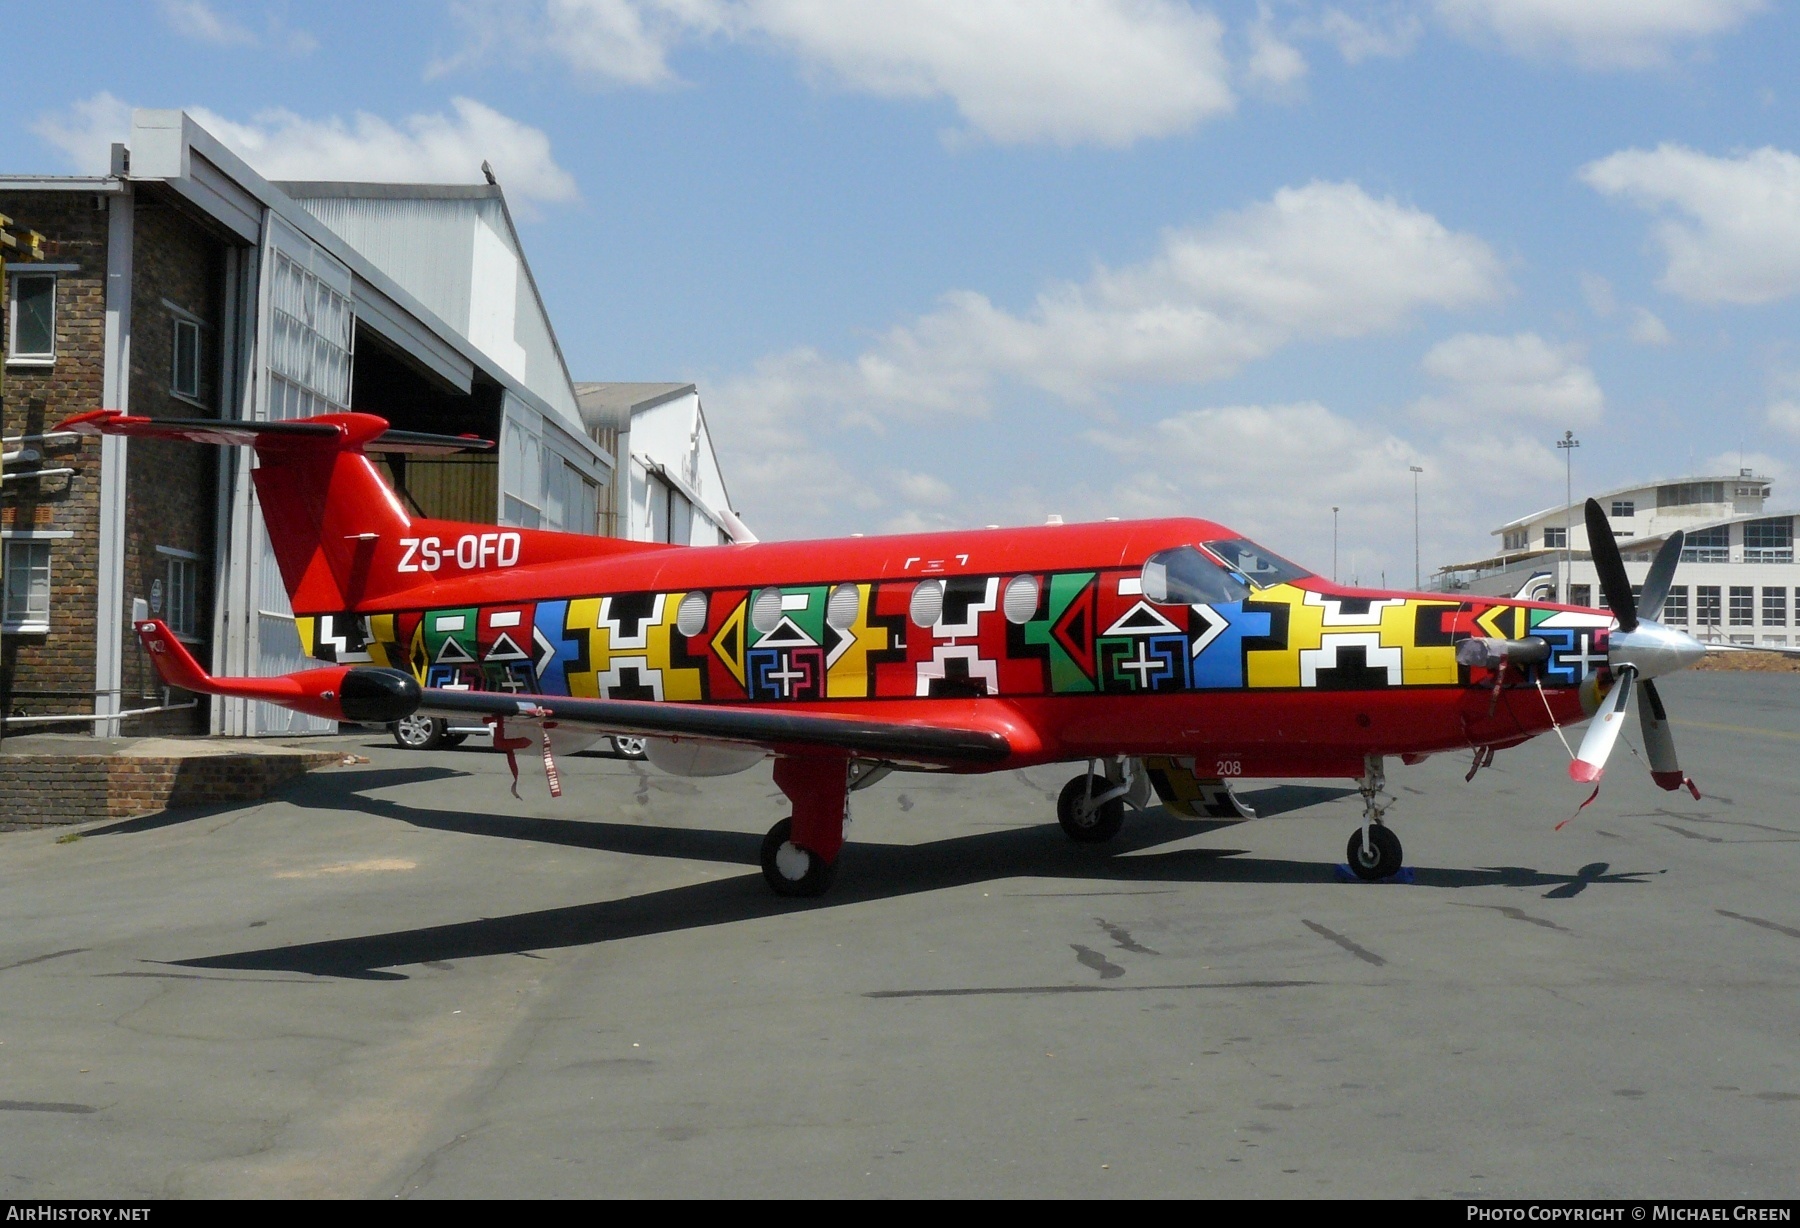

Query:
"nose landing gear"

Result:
[[1347, 754, 1404, 881]]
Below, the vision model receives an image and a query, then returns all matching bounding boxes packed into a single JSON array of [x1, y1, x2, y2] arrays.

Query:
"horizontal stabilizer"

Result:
[[57, 410, 494, 455]]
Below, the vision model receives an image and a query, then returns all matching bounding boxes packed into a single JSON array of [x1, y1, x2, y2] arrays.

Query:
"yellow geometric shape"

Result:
[[295, 616, 317, 659], [711, 598, 747, 689], [644, 591, 703, 702], [563, 597, 604, 698], [825, 583, 888, 699], [1246, 585, 1312, 689]]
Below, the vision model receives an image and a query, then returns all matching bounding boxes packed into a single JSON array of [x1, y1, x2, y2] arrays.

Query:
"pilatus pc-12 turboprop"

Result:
[[63, 408, 1710, 897]]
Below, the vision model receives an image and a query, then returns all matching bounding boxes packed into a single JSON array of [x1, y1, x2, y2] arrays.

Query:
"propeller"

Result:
[[1566, 500, 1704, 793]]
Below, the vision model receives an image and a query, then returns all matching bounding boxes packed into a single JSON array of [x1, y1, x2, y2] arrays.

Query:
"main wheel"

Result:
[[1057, 773, 1125, 843], [612, 735, 648, 760], [393, 715, 447, 750], [760, 817, 837, 898], [1346, 825, 1403, 881]]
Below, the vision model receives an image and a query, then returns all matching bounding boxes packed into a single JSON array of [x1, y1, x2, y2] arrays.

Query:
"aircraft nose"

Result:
[[1674, 628, 1706, 673]]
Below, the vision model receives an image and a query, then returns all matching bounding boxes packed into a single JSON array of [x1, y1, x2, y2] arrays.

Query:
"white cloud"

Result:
[[1303, 5, 1424, 62], [29, 93, 133, 173], [1769, 400, 1800, 438], [157, 1, 317, 54], [435, 0, 684, 86], [714, 184, 1510, 552], [1582, 143, 1800, 305], [32, 95, 577, 208], [1579, 271, 1616, 317], [1412, 332, 1603, 425], [1245, 6, 1309, 93], [1704, 449, 1787, 484], [739, 181, 1503, 427], [159, 0, 256, 45], [1627, 306, 1673, 345], [187, 98, 578, 206], [1084, 400, 1563, 580], [446, 0, 1235, 147], [1435, 0, 1768, 68]]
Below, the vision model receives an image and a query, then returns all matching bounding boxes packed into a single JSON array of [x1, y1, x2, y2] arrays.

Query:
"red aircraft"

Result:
[[62, 408, 1708, 896]]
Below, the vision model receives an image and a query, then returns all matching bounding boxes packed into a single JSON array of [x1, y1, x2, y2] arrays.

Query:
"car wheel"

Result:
[[393, 715, 446, 750]]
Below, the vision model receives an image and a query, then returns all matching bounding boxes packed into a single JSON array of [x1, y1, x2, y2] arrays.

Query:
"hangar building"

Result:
[[574, 382, 746, 547], [0, 110, 615, 736]]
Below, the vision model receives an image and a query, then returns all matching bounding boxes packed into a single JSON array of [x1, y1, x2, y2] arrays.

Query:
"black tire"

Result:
[[612, 735, 648, 760], [444, 732, 469, 748], [393, 715, 446, 750], [1057, 773, 1125, 843], [760, 817, 836, 898], [1346, 825, 1403, 881]]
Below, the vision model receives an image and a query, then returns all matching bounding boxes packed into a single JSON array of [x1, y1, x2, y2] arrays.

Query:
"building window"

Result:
[[1663, 586, 1688, 625], [1657, 482, 1725, 508], [2, 541, 51, 632], [1502, 529, 1527, 552], [1696, 586, 1721, 628], [1610, 500, 1635, 518], [1729, 586, 1755, 626], [1569, 584, 1592, 608], [1543, 526, 1567, 548], [1764, 587, 1788, 627], [161, 552, 198, 638], [7, 273, 55, 363], [1682, 526, 1729, 563], [171, 318, 201, 399], [1743, 517, 1794, 563]]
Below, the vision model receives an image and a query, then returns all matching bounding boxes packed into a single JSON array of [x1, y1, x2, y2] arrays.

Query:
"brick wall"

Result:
[[0, 748, 344, 828], [0, 190, 109, 722], [119, 196, 228, 737]]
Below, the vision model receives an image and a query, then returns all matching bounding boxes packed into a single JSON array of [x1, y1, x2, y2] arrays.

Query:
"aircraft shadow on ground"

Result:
[[165, 769, 1655, 979]]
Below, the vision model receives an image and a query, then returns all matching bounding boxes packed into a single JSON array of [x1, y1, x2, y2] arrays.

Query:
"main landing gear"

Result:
[[1347, 754, 1404, 881], [760, 756, 849, 898], [1056, 758, 1149, 843]]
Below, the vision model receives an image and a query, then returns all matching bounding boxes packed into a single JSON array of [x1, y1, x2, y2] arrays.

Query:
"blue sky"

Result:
[[7, 1, 1800, 584]]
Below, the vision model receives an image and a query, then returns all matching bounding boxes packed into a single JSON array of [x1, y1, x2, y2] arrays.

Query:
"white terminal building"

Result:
[[1434, 471, 1798, 647]]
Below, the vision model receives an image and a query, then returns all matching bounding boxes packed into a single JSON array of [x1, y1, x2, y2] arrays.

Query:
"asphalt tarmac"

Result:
[[1, 670, 1797, 1199]]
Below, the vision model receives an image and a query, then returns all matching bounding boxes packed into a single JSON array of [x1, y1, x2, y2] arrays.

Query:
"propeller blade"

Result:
[[1570, 665, 1635, 784], [1637, 530, 1686, 623], [1584, 498, 1637, 632], [1638, 678, 1700, 797]]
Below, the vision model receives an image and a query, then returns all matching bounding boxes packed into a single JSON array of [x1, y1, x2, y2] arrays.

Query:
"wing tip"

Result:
[[1569, 760, 1603, 784]]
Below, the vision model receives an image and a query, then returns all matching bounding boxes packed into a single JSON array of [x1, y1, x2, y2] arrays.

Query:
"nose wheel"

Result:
[[1346, 824, 1403, 881]]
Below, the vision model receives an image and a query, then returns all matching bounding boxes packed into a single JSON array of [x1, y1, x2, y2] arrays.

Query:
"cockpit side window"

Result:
[[1200, 538, 1310, 588], [1141, 546, 1252, 606]]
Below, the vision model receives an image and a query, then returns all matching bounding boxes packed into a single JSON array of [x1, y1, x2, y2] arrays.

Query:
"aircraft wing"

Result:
[[419, 688, 1015, 767]]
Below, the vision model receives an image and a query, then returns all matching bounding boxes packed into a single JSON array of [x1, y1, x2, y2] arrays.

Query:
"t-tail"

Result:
[[57, 409, 668, 615]]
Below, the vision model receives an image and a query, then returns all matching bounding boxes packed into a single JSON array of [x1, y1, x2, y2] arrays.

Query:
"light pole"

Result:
[[1409, 467, 1423, 589], [1557, 430, 1580, 602], [1332, 506, 1340, 583]]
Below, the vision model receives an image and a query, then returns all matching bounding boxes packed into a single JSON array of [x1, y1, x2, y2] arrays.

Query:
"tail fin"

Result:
[[60, 409, 669, 615]]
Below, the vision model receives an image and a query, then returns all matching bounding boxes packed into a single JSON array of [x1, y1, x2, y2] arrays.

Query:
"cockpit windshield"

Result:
[[1200, 538, 1311, 589], [1141, 546, 1252, 606]]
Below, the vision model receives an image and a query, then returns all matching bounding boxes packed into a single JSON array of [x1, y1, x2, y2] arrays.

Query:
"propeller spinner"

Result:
[[1567, 499, 1705, 794]]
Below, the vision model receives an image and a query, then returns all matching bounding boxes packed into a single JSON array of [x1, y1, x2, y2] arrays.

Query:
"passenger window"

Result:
[[1141, 547, 1250, 606]]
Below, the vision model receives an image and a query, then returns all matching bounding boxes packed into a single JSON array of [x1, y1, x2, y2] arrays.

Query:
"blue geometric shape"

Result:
[[1189, 602, 1274, 690], [532, 600, 575, 695]]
